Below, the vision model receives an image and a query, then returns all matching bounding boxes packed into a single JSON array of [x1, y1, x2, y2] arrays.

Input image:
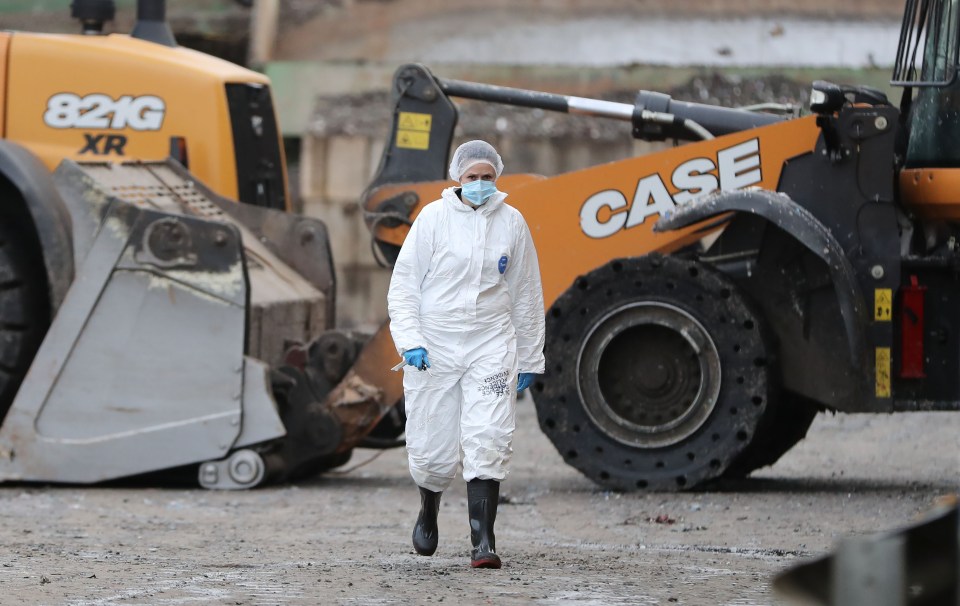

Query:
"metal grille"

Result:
[[81, 163, 229, 221]]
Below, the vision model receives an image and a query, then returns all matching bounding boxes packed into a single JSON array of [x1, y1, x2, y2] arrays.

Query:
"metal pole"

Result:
[[437, 78, 635, 121]]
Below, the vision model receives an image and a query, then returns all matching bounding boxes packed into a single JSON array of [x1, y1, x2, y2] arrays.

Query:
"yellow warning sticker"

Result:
[[875, 347, 891, 398], [874, 288, 892, 321], [398, 112, 432, 132], [397, 112, 432, 150], [397, 130, 430, 150]]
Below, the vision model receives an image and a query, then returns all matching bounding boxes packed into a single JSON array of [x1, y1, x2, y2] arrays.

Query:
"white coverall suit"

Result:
[[387, 186, 546, 493]]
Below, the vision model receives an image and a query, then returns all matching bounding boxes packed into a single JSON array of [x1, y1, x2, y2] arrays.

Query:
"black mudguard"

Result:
[[655, 188, 868, 373]]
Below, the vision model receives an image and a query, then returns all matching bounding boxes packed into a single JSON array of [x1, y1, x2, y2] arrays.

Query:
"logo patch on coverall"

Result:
[[480, 370, 510, 397], [498, 255, 508, 274]]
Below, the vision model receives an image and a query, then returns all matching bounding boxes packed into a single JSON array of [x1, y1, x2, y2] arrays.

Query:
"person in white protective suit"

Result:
[[387, 140, 546, 569]]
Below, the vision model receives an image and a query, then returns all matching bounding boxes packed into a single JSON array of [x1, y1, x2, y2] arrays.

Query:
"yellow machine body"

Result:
[[0, 31, 287, 209], [371, 116, 821, 307]]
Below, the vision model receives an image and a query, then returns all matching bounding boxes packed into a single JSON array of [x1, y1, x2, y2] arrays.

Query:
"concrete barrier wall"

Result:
[[298, 134, 668, 331]]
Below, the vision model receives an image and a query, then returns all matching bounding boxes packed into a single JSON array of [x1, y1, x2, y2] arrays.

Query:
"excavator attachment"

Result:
[[0, 159, 364, 489]]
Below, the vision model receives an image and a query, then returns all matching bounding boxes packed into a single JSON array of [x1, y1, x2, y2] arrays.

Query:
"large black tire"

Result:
[[0, 216, 50, 421], [723, 393, 819, 478], [533, 254, 777, 491]]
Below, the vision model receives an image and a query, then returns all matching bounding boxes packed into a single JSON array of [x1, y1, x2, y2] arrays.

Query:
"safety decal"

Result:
[[498, 255, 509, 274], [44, 93, 166, 131], [579, 138, 762, 239], [875, 347, 891, 398], [479, 370, 509, 398], [874, 288, 892, 321], [396, 111, 432, 150]]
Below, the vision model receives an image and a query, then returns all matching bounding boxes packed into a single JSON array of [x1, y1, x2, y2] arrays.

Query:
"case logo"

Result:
[[580, 138, 762, 239], [43, 93, 166, 131]]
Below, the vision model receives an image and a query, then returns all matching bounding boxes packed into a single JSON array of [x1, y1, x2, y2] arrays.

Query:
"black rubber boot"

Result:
[[412, 486, 442, 556], [467, 479, 502, 569]]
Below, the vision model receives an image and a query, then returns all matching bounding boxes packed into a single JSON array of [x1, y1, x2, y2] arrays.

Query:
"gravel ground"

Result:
[[0, 398, 957, 605]]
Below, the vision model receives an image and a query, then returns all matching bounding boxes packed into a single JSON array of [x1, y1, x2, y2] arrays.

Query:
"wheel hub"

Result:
[[577, 302, 721, 448]]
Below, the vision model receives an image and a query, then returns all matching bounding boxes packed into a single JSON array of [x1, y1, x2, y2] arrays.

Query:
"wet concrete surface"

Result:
[[0, 400, 957, 605]]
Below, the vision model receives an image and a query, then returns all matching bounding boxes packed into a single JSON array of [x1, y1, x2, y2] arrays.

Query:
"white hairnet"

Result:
[[448, 140, 504, 181]]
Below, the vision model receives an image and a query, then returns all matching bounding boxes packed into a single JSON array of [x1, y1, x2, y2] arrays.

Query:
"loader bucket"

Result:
[[0, 160, 337, 489]]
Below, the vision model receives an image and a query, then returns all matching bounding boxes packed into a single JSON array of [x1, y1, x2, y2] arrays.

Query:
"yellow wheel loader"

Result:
[[362, 0, 960, 491], [0, 0, 403, 489]]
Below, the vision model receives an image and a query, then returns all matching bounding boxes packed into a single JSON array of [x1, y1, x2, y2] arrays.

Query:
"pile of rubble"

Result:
[[667, 72, 809, 108], [279, 0, 345, 30]]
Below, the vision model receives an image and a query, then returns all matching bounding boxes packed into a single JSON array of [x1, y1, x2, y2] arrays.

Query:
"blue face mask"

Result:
[[461, 179, 498, 206]]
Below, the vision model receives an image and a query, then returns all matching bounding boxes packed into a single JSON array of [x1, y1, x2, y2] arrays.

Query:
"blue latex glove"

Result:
[[403, 347, 431, 371], [517, 372, 535, 393]]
